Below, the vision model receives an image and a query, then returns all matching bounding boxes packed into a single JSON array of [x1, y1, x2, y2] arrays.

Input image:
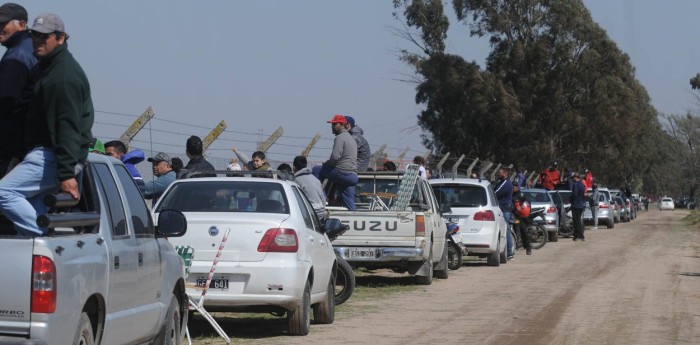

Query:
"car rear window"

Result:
[[431, 184, 488, 207], [155, 181, 289, 214], [662, 198, 673, 202], [522, 191, 552, 203]]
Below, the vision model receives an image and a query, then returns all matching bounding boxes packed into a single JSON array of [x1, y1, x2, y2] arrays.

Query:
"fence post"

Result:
[[301, 133, 321, 157], [202, 120, 227, 152], [257, 126, 284, 152], [119, 106, 155, 150]]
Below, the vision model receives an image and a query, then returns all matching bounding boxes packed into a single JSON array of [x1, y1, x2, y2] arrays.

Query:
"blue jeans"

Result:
[[312, 165, 358, 210], [504, 211, 514, 257], [0, 147, 59, 236]]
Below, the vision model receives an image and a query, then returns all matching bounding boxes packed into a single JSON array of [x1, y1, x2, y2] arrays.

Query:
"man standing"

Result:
[[344, 116, 371, 172], [0, 13, 93, 236], [589, 183, 600, 230], [539, 162, 561, 190], [184, 135, 215, 171], [494, 167, 514, 260], [571, 172, 586, 241], [312, 114, 358, 210], [293, 155, 326, 220], [0, 3, 37, 178], [145, 152, 176, 206], [104, 140, 145, 193]]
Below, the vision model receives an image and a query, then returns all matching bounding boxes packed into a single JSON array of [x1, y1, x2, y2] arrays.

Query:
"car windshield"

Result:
[[522, 191, 552, 203], [155, 181, 289, 214], [431, 184, 487, 207]]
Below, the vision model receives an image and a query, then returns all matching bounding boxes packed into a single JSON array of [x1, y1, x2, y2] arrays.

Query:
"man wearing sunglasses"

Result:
[[0, 3, 37, 178], [0, 13, 93, 236]]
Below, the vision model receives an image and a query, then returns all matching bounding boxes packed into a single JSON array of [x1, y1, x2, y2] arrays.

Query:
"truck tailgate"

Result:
[[0, 238, 33, 334], [330, 211, 419, 247]]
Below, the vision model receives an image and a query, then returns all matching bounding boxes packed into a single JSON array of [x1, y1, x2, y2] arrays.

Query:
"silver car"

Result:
[[521, 189, 559, 241], [583, 188, 614, 228]]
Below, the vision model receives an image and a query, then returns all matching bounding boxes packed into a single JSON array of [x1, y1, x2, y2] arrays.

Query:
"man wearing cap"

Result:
[[344, 116, 371, 172], [0, 13, 93, 236], [145, 152, 176, 206], [313, 114, 358, 210], [570, 172, 586, 241], [538, 162, 561, 190], [0, 3, 38, 178]]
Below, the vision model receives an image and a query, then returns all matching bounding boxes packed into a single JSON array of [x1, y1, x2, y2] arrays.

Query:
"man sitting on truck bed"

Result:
[[312, 114, 358, 210]]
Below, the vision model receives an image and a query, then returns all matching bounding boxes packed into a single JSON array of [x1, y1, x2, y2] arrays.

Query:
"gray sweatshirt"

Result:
[[327, 129, 357, 174], [350, 126, 371, 172], [294, 167, 327, 219]]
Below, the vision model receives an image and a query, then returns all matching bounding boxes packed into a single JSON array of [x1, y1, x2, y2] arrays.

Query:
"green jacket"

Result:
[[25, 43, 94, 181]]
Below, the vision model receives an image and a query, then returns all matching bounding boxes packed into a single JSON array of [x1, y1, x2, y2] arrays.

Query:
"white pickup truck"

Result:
[[326, 171, 450, 285], [0, 154, 188, 345]]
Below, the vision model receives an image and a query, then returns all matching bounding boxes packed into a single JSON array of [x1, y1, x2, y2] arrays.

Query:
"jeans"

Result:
[[572, 207, 584, 239], [312, 165, 358, 211], [0, 147, 58, 236], [591, 205, 599, 227], [504, 211, 514, 256]]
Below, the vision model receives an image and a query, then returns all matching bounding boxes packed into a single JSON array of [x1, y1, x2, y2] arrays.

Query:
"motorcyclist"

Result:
[[512, 184, 533, 255]]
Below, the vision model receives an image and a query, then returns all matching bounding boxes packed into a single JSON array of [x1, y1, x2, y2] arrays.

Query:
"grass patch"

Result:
[[683, 210, 700, 225]]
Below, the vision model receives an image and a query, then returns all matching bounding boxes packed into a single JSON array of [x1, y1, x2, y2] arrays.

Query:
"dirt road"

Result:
[[189, 209, 700, 344]]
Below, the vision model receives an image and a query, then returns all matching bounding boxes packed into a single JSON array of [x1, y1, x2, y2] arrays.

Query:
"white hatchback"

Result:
[[659, 197, 675, 211], [154, 176, 338, 336], [430, 178, 508, 266]]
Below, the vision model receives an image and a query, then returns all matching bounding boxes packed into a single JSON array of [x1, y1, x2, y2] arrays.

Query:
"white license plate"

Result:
[[196, 279, 229, 290], [349, 248, 376, 259], [451, 234, 463, 242]]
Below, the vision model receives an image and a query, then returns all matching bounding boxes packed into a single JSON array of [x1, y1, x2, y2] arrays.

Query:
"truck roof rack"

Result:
[[178, 169, 294, 181]]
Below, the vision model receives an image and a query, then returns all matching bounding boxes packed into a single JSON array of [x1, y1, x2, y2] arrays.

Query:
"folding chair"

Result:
[[175, 246, 230, 344]]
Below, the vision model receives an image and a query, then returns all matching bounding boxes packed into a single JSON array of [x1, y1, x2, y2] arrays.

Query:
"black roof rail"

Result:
[[178, 169, 295, 181]]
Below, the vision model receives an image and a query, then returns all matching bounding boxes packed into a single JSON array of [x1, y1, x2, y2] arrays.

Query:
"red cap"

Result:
[[327, 114, 348, 124]]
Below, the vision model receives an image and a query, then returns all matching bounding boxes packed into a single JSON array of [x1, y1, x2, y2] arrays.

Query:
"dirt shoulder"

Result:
[[189, 209, 700, 344]]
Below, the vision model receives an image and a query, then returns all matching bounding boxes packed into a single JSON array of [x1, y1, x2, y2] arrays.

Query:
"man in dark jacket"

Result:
[[344, 116, 371, 172], [0, 13, 93, 236], [494, 167, 514, 259], [571, 172, 587, 241], [0, 3, 37, 177], [182, 135, 215, 177]]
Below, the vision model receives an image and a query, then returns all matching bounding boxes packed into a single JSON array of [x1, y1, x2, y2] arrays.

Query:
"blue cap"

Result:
[[345, 116, 355, 127]]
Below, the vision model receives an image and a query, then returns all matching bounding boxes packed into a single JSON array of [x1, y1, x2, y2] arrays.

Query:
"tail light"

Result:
[[32, 255, 56, 313], [415, 215, 425, 237], [599, 203, 609, 209], [547, 206, 557, 213], [257, 228, 298, 252], [474, 210, 495, 221]]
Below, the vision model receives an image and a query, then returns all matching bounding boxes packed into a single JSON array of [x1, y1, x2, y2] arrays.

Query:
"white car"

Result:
[[154, 174, 339, 336], [659, 197, 675, 211], [430, 178, 508, 266]]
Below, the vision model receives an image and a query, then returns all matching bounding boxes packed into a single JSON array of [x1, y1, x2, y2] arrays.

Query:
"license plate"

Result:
[[447, 216, 459, 224], [196, 279, 229, 290], [349, 248, 376, 259], [451, 234, 463, 242]]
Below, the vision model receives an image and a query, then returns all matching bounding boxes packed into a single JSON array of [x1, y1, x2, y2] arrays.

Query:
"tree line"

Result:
[[392, 0, 695, 197]]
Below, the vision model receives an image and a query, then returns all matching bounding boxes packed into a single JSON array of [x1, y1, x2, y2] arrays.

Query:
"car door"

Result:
[[114, 165, 163, 341], [92, 163, 140, 345], [291, 186, 333, 294], [487, 185, 506, 249]]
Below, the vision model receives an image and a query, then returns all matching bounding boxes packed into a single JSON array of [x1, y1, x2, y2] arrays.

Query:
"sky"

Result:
[[12, 1, 700, 169]]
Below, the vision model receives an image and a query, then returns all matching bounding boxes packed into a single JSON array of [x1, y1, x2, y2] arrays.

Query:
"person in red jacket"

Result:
[[538, 162, 561, 190], [582, 169, 593, 190]]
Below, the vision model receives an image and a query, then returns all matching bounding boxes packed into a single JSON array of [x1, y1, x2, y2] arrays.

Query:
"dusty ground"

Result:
[[188, 208, 700, 344]]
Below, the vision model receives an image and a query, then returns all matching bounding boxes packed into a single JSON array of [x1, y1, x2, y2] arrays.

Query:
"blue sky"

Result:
[[13, 1, 700, 168]]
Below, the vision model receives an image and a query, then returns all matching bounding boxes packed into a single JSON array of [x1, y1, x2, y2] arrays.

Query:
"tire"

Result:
[[415, 247, 434, 285], [74, 312, 94, 345], [447, 242, 463, 270], [288, 281, 311, 336], [559, 221, 574, 237], [153, 294, 182, 345], [434, 241, 449, 279], [334, 256, 355, 305], [607, 218, 614, 229], [528, 225, 547, 250], [313, 276, 335, 324], [548, 231, 558, 242], [488, 238, 501, 267]]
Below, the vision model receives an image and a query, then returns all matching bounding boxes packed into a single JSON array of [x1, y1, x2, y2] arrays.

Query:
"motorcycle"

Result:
[[558, 205, 574, 238], [445, 222, 467, 270], [510, 206, 548, 250], [325, 219, 355, 305]]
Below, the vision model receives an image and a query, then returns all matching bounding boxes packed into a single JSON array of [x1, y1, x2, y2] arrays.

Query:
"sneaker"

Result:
[[526, 249, 532, 255], [592, 226, 598, 230], [507, 255, 514, 260]]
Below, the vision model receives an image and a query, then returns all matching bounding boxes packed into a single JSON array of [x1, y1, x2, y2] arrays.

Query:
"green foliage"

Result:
[[394, 0, 680, 195]]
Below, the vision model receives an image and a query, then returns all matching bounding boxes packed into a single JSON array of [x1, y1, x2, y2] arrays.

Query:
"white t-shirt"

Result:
[[418, 165, 427, 179]]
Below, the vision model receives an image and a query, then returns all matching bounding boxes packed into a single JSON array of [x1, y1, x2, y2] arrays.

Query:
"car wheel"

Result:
[[313, 275, 335, 324], [153, 294, 181, 345], [334, 256, 355, 305], [488, 238, 501, 267], [607, 219, 614, 229], [549, 231, 558, 242], [288, 281, 311, 336], [434, 241, 449, 279], [74, 312, 95, 345], [447, 242, 463, 270]]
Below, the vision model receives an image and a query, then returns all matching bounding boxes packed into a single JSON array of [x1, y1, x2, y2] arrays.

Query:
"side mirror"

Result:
[[324, 218, 348, 241], [439, 203, 452, 215], [156, 209, 187, 237]]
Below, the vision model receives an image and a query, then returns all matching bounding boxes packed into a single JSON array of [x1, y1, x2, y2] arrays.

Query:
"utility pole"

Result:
[[119, 106, 155, 150], [301, 133, 321, 157], [202, 120, 227, 152], [257, 126, 284, 152]]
